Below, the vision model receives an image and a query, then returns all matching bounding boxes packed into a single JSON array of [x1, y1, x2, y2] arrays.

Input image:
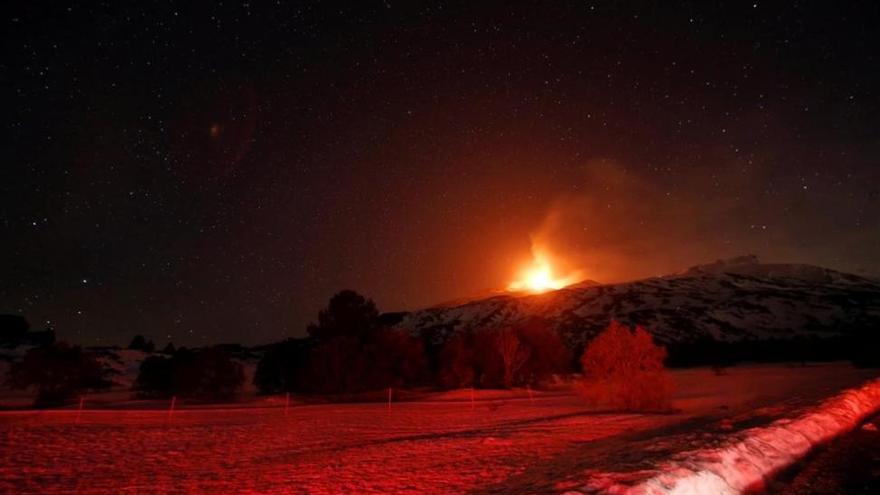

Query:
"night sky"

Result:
[[2, 2, 879, 346]]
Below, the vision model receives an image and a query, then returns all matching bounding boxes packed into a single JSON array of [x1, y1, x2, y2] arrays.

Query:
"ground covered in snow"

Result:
[[769, 413, 880, 494], [1, 363, 877, 494]]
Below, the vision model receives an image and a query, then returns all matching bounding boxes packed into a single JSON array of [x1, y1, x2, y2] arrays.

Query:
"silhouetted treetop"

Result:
[[0, 315, 55, 348], [0, 315, 30, 345], [128, 334, 155, 352], [307, 290, 380, 342]]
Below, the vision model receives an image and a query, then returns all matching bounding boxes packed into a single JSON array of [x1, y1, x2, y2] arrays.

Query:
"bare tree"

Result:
[[496, 329, 530, 388]]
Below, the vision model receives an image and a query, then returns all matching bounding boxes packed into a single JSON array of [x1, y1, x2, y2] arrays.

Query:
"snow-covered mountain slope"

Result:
[[394, 256, 880, 346]]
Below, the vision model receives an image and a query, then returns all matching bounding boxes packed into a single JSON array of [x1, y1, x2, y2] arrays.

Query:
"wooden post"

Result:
[[285, 392, 290, 416], [167, 396, 177, 419], [387, 387, 392, 411], [75, 396, 84, 424]]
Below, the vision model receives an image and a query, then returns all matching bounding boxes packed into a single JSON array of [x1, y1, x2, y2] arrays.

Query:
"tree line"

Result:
[[252, 290, 573, 395], [4, 288, 880, 408]]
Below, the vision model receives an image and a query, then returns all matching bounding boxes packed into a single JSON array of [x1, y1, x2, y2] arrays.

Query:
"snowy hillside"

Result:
[[394, 256, 880, 347]]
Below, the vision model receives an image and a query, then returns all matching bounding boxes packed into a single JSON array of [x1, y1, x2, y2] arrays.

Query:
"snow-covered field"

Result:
[[1, 363, 877, 494]]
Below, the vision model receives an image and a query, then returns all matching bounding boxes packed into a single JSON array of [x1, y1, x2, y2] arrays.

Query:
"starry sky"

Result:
[[2, 2, 879, 346]]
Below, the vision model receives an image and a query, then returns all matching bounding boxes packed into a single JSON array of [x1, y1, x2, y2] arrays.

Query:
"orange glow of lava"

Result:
[[507, 249, 582, 293]]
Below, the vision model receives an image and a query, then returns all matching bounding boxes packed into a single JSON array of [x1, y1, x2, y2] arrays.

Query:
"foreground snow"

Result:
[[572, 376, 880, 494], [0, 364, 877, 494]]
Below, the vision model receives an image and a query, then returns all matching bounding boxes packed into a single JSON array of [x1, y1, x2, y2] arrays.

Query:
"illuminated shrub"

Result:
[[579, 321, 671, 411]]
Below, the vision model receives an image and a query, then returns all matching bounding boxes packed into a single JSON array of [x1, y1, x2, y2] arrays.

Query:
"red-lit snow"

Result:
[[1, 364, 878, 494], [570, 375, 880, 494]]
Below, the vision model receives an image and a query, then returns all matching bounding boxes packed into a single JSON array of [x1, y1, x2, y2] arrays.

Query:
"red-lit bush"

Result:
[[579, 321, 671, 411]]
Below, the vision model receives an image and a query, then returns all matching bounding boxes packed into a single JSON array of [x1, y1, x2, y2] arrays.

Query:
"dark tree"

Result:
[[437, 332, 476, 389], [7, 342, 110, 407], [305, 336, 365, 393], [128, 334, 155, 352], [436, 322, 572, 390], [304, 290, 426, 393], [253, 338, 310, 394], [133, 347, 244, 401], [307, 290, 380, 342], [129, 334, 147, 350], [496, 329, 530, 388], [364, 328, 428, 389], [27, 326, 56, 347], [437, 330, 504, 389], [133, 355, 174, 398], [517, 320, 572, 384], [475, 330, 511, 388], [851, 331, 880, 368], [189, 347, 245, 400], [0, 314, 30, 348], [254, 291, 432, 395], [162, 342, 176, 354]]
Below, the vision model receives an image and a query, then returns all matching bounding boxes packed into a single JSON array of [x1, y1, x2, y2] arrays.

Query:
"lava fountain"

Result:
[[507, 247, 582, 293]]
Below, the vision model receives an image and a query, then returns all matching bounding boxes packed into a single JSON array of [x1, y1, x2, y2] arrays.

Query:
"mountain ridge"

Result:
[[391, 256, 880, 348]]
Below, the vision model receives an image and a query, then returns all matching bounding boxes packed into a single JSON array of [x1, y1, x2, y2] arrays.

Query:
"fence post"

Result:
[[75, 396, 84, 424]]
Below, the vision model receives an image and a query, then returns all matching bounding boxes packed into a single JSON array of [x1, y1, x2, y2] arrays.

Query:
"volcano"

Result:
[[391, 256, 880, 356]]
